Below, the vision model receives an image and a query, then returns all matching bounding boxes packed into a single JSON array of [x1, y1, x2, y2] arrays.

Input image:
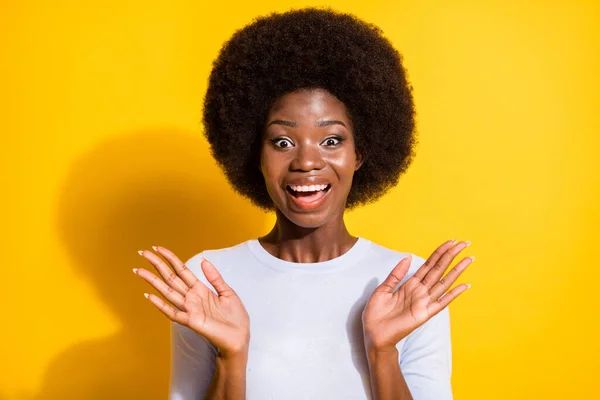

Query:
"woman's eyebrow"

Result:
[[315, 120, 346, 128], [268, 119, 297, 127]]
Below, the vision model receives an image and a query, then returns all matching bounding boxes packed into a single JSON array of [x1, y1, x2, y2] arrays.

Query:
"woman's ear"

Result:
[[355, 150, 365, 171]]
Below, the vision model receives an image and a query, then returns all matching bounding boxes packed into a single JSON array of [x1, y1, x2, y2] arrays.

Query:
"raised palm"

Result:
[[134, 246, 250, 358], [362, 240, 474, 353]]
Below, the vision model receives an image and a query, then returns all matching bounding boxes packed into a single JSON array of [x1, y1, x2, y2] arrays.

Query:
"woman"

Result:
[[134, 8, 473, 400]]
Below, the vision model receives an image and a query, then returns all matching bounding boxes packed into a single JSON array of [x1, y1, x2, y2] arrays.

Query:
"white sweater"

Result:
[[169, 237, 453, 399]]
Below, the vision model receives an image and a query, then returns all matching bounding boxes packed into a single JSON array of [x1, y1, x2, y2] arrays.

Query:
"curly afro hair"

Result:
[[202, 7, 417, 210]]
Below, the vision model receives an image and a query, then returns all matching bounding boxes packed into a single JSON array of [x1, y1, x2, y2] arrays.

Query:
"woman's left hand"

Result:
[[362, 239, 474, 354]]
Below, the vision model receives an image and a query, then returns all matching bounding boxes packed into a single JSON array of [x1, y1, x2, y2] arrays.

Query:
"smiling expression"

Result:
[[260, 88, 363, 228]]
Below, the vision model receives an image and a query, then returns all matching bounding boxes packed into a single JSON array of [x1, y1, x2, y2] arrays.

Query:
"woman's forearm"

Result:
[[205, 351, 248, 400], [366, 348, 413, 400]]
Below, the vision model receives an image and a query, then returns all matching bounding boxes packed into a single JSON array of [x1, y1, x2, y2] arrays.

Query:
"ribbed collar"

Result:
[[246, 237, 372, 274]]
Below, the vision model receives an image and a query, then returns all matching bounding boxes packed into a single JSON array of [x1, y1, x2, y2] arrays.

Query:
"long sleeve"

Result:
[[169, 321, 218, 400], [399, 306, 453, 400]]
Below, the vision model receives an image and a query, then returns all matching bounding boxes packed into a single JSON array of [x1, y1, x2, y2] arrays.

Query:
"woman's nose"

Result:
[[290, 143, 326, 171]]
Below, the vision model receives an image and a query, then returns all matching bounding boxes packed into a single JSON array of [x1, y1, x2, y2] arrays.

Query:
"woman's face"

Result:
[[260, 88, 363, 228]]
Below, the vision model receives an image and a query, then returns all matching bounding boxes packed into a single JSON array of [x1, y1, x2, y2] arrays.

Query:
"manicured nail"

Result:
[[138, 250, 144, 256], [152, 246, 158, 252], [450, 239, 457, 244], [466, 284, 472, 289], [143, 293, 149, 299], [465, 240, 471, 247], [132, 268, 138, 274], [469, 256, 476, 262]]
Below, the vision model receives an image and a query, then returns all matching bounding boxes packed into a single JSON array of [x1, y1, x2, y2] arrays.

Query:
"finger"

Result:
[[144, 292, 189, 325], [134, 267, 186, 310], [153, 246, 200, 289], [412, 240, 457, 281], [428, 256, 474, 299], [421, 241, 471, 288], [200, 258, 236, 297], [427, 283, 470, 315], [139, 248, 191, 295], [377, 255, 412, 293]]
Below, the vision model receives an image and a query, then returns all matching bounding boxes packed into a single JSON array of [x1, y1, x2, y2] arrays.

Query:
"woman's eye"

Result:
[[272, 138, 293, 148], [323, 137, 342, 146]]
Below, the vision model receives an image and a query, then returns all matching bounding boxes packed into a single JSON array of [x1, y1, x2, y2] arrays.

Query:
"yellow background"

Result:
[[2, 0, 599, 398]]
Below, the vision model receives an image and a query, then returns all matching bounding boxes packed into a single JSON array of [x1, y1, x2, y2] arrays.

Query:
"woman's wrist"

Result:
[[366, 345, 399, 365], [216, 351, 248, 372], [218, 344, 250, 365]]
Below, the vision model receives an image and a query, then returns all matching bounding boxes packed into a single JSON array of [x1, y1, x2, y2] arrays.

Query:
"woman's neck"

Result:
[[258, 210, 358, 263]]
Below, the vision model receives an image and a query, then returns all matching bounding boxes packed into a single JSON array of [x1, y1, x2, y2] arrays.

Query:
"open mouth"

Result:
[[286, 184, 331, 202]]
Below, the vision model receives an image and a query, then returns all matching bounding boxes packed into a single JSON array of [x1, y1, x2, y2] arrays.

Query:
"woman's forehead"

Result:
[[267, 88, 351, 124]]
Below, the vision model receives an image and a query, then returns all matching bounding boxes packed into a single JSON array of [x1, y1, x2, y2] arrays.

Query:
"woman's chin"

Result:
[[276, 205, 340, 230], [289, 216, 327, 229]]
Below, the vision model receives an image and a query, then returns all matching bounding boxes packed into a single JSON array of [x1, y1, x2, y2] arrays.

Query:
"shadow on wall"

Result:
[[35, 127, 267, 399]]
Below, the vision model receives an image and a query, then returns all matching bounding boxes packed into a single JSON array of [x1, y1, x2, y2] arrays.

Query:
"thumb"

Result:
[[200, 258, 234, 297], [379, 254, 412, 293]]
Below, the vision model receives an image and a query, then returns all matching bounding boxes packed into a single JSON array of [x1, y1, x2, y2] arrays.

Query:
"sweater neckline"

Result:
[[246, 236, 371, 274]]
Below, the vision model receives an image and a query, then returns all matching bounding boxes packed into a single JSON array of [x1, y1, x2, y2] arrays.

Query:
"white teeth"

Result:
[[289, 184, 328, 192]]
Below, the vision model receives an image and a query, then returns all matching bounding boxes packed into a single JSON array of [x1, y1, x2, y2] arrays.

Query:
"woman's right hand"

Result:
[[134, 246, 250, 359]]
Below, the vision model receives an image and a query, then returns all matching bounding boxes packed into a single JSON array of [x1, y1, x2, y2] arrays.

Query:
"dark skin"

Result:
[[134, 88, 473, 399], [258, 88, 363, 262]]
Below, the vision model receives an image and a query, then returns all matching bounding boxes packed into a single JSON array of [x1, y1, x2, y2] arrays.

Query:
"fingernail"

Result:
[[137, 250, 144, 256], [465, 240, 471, 247], [450, 239, 457, 245], [152, 246, 158, 252], [143, 293, 149, 299], [469, 256, 476, 262], [132, 268, 138, 274], [466, 284, 472, 289]]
